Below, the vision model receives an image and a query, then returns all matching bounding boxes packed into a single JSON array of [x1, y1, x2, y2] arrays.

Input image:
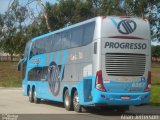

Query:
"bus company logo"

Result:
[[48, 62, 60, 96], [117, 19, 137, 34]]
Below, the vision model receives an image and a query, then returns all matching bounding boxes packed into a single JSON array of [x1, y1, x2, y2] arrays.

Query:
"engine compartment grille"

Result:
[[105, 53, 146, 76]]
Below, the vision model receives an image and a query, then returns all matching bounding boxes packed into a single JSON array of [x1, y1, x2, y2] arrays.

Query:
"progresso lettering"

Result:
[[105, 42, 147, 49]]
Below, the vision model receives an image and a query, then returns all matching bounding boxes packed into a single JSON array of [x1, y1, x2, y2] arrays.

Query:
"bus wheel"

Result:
[[33, 89, 41, 104], [64, 89, 72, 111], [29, 89, 33, 103], [73, 90, 81, 112]]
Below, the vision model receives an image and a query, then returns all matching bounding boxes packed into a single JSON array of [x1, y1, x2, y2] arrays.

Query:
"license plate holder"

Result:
[[121, 96, 130, 100]]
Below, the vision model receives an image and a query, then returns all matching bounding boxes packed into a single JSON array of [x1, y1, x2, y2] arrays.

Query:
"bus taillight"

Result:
[[144, 71, 151, 92], [96, 70, 106, 92]]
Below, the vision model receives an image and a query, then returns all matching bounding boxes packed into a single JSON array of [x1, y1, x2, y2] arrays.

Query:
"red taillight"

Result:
[[144, 71, 151, 91], [96, 70, 106, 92]]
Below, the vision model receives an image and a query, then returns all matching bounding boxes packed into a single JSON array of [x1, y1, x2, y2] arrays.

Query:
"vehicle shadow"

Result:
[[40, 100, 160, 116], [83, 106, 160, 116], [41, 100, 64, 108]]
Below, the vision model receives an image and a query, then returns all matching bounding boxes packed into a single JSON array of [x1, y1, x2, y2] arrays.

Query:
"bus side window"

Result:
[[61, 31, 71, 49], [24, 41, 31, 59], [53, 33, 61, 51], [83, 22, 95, 45], [30, 42, 36, 59], [71, 27, 83, 48], [51, 35, 55, 52], [45, 36, 52, 53]]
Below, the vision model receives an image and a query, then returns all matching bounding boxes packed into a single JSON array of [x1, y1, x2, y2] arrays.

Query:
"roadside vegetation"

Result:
[[151, 63, 160, 105], [0, 62, 21, 87]]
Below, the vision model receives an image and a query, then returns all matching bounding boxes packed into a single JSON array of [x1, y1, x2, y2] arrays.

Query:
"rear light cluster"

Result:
[[96, 70, 106, 92], [144, 71, 151, 91]]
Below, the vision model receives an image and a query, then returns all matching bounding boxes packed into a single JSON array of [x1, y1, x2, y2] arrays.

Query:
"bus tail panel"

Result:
[[92, 89, 150, 106], [94, 16, 151, 106]]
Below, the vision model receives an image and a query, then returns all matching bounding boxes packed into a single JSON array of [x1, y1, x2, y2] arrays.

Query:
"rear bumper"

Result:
[[92, 90, 150, 106]]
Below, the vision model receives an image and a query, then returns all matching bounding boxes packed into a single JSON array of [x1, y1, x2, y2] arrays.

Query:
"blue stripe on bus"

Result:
[[50, 53, 54, 63], [55, 51, 60, 64], [110, 18, 118, 27], [60, 50, 67, 81], [49, 52, 56, 89]]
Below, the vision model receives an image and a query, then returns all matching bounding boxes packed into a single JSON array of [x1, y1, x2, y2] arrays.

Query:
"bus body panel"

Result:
[[21, 16, 151, 107], [98, 17, 151, 105]]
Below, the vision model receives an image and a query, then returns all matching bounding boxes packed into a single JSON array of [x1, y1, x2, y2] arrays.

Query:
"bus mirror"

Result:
[[17, 58, 23, 71], [17, 63, 21, 71], [21, 54, 24, 59]]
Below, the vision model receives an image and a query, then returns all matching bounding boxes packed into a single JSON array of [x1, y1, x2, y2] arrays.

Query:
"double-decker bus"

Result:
[[18, 16, 151, 112]]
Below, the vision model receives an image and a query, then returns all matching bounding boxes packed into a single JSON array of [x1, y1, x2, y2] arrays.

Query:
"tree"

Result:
[[0, 0, 28, 60], [146, 0, 160, 42], [0, 14, 4, 50], [72, 0, 95, 23], [122, 0, 160, 42], [151, 45, 160, 62], [0, 14, 4, 38]]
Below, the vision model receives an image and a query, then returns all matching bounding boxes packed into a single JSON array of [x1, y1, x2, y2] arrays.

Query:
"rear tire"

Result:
[[64, 90, 72, 111], [29, 89, 33, 103], [33, 88, 41, 104], [73, 90, 81, 112]]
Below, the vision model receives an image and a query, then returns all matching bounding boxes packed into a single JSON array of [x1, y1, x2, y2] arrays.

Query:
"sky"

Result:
[[0, 0, 57, 26], [0, 0, 56, 14]]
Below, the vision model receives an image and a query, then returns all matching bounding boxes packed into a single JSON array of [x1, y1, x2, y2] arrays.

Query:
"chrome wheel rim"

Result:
[[34, 90, 36, 101], [73, 92, 79, 109], [65, 94, 69, 107]]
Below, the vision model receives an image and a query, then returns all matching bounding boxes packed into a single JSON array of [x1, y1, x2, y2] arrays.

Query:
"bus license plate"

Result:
[[121, 96, 130, 100]]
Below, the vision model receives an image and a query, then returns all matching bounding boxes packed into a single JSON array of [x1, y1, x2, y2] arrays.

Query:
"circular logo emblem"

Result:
[[48, 62, 60, 96], [117, 19, 137, 34]]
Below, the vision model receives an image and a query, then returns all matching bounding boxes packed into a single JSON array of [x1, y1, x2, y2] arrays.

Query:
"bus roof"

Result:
[[31, 16, 148, 42]]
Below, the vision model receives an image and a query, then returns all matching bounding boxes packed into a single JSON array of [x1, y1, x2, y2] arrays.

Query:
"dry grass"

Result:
[[151, 63, 160, 83], [0, 62, 21, 87], [151, 63, 160, 105]]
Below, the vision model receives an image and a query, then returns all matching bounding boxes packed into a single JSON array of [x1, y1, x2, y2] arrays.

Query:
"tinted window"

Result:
[[36, 39, 46, 55], [61, 31, 71, 49], [29, 21, 95, 58], [45, 36, 52, 53], [53, 33, 61, 51], [29, 39, 45, 59], [83, 22, 95, 45], [24, 41, 31, 58], [30, 42, 36, 59], [71, 26, 83, 47]]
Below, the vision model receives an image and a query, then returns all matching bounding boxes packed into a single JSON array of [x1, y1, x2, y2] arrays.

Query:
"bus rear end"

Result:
[[94, 16, 151, 106]]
